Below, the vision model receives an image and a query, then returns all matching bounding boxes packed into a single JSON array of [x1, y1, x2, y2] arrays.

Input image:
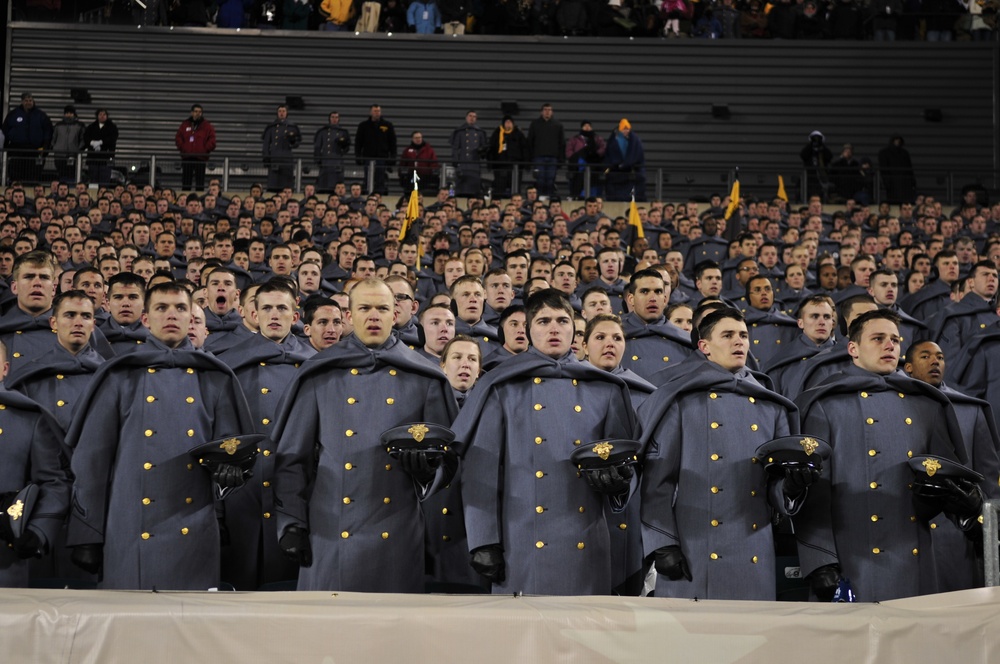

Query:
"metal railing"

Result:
[[2, 150, 997, 206]]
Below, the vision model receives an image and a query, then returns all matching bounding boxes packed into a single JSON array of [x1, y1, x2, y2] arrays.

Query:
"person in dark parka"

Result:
[[271, 279, 458, 592], [262, 104, 301, 192]]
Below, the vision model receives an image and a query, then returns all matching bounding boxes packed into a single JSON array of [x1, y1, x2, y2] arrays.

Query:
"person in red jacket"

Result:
[[175, 104, 217, 192], [399, 131, 439, 193]]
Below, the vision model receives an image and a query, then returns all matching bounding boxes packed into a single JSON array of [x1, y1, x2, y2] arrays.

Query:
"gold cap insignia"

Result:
[[923, 458, 942, 477], [409, 424, 429, 443], [799, 437, 819, 456], [6, 500, 24, 521], [220, 438, 241, 456], [594, 442, 614, 461]]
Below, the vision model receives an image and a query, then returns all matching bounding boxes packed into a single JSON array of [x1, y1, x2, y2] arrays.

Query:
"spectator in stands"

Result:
[[252, 0, 283, 28], [604, 119, 646, 202], [313, 111, 351, 194], [869, 0, 904, 39], [215, 0, 253, 28], [527, 103, 565, 199], [262, 104, 301, 192], [488, 115, 528, 197], [82, 108, 118, 186], [566, 121, 606, 199], [51, 105, 85, 183], [355, 104, 397, 196], [451, 111, 488, 197], [739, 0, 769, 37], [175, 104, 217, 192], [2, 93, 52, 184], [282, 0, 312, 29], [800, 131, 833, 202], [399, 131, 439, 193], [407, 0, 442, 33], [878, 135, 917, 204]]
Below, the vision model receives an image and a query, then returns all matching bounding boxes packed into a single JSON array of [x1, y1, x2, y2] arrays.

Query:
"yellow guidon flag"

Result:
[[628, 191, 644, 240], [724, 172, 740, 221], [399, 171, 421, 240]]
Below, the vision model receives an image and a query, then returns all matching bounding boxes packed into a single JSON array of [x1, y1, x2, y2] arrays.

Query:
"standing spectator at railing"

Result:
[[215, 0, 253, 28], [51, 105, 85, 183], [566, 121, 605, 199], [318, 0, 355, 30], [399, 131, 439, 192], [379, 0, 409, 31], [355, 104, 397, 196], [175, 104, 217, 193], [283, 0, 313, 29], [82, 108, 117, 187], [407, 0, 442, 33], [450, 111, 488, 197], [869, 0, 903, 40], [313, 111, 351, 194], [527, 103, 565, 199], [739, 0, 769, 37], [2, 93, 52, 185], [262, 104, 301, 193], [604, 119, 646, 202], [878, 135, 916, 205], [488, 115, 528, 198], [252, 0, 283, 28], [923, 0, 962, 40]]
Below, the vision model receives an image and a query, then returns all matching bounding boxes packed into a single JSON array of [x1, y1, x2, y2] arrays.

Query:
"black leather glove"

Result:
[[13, 529, 43, 559], [470, 544, 505, 583], [807, 564, 841, 602], [783, 466, 820, 497], [653, 545, 692, 581], [71, 543, 103, 575], [582, 465, 634, 496], [940, 478, 984, 522], [213, 463, 249, 489], [279, 525, 313, 568], [400, 449, 442, 485]]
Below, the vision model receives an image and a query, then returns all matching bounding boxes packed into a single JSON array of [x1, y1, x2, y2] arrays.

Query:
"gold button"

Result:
[[536, 506, 544, 513], [905, 418, 912, 425], [389, 369, 397, 376], [341, 531, 350, 539], [55, 374, 64, 380], [572, 379, 578, 386], [748, 397, 755, 404], [535, 541, 544, 549], [533, 377, 542, 384], [870, 482, 878, 489], [751, 458, 758, 464], [351, 369, 359, 375], [912, 549, 919, 555], [142, 498, 151, 505], [181, 528, 189, 535], [141, 532, 150, 540], [187, 429, 195, 437], [382, 532, 389, 539], [386, 398, 394, 405], [872, 548, 881, 554], [871, 515, 879, 522], [186, 368, 194, 374], [148, 368, 156, 374], [869, 449, 877, 457], [262, 450, 271, 457], [898, 393, 905, 398], [930, 523, 938, 530], [709, 393, 717, 399], [262, 481, 270, 488], [260, 362, 266, 367], [385, 464, 392, 471], [619, 523, 627, 530], [12, 353, 21, 358], [347, 397, 356, 404], [187, 464, 193, 470], [908, 450, 913, 458], [752, 523, 758, 531], [263, 513, 271, 519], [535, 471, 544, 478], [710, 454, 719, 461], [384, 497, 391, 504], [711, 422, 719, 429], [577, 542, 585, 550], [146, 396, 155, 403], [574, 405, 582, 412], [710, 553, 719, 560], [860, 391, 868, 398], [866, 418, 874, 425], [750, 490, 757, 497], [631, 355, 639, 361], [711, 486, 719, 494], [573, 439, 581, 446], [185, 497, 193, 504], [261, 388, 270, 394], [711, 519, 719, 527], [346, 429, 354, 437], [442, 536, 451, 542], [343, 497, 351, 504], [440, 508, 449, 515], [144, 429, 154, 437], [911, 516, 918, 522], [345, 463, 353, 470], [662, 356, 669, 362], [56, 400, 66, 407], [750, 424, 758, 431], [535, 437, 543, 444], [752, 556, 758, 563], [533, 404, 542, 411], [579, 507, 586, 513], [186, 397, 194, 404]]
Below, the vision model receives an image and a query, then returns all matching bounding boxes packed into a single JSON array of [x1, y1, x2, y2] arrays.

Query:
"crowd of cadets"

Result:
[[0, 176, 999, 601]]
